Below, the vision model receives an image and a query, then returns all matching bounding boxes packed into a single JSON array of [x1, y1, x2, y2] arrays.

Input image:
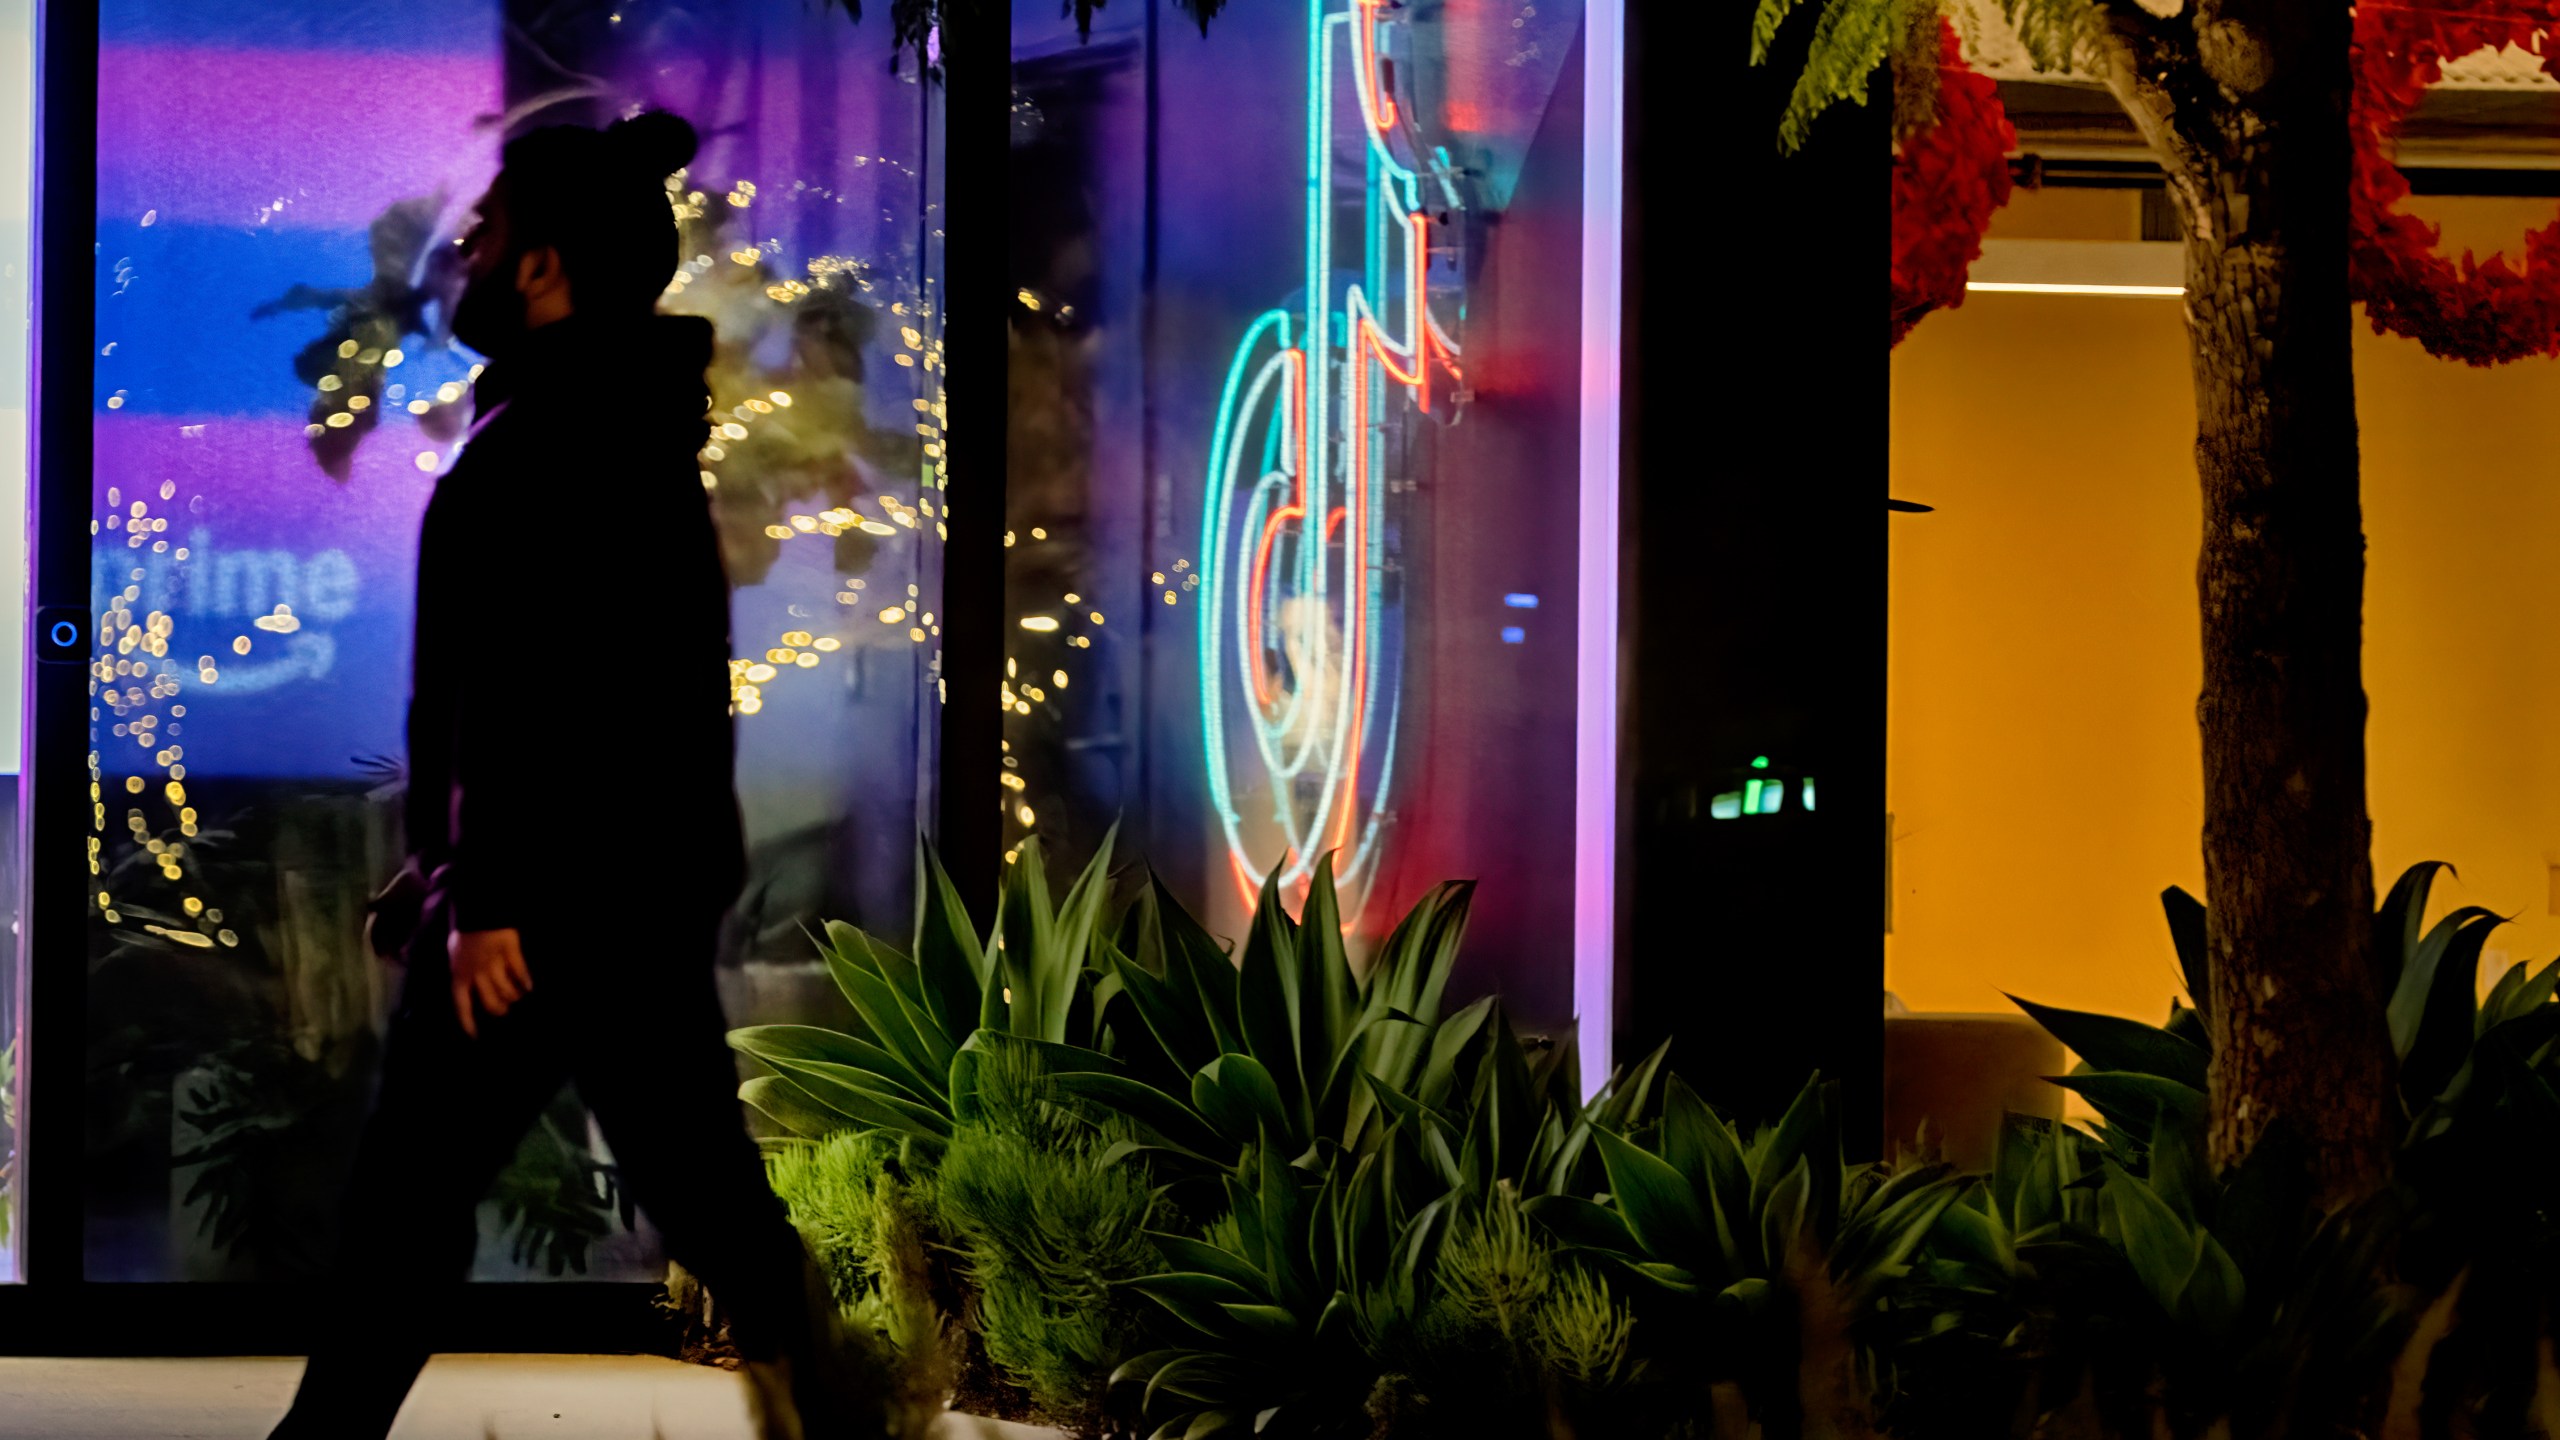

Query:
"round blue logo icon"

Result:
[[48, 619, 80, 650]]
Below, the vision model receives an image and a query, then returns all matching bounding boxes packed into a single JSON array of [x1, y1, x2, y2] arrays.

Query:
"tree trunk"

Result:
[[2096, 0, 2395, 1207]]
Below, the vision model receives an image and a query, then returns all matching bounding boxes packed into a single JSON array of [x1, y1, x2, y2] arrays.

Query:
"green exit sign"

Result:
[[1710, 756, 1813, 819]]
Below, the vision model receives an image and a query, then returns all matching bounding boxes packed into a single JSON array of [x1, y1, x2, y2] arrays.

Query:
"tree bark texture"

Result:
[[2094, 0, 2395, 1207]]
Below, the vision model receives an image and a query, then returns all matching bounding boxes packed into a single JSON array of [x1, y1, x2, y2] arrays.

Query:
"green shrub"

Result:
[[762, 1129, 899, 1310], [1535, 1264, 1638, 1394], [1378, 1185, 1649, 1439], [925, 1037, 1165, 1426], [1425, 1184, 1554, 1358], [755, 1127, 950, 1436]]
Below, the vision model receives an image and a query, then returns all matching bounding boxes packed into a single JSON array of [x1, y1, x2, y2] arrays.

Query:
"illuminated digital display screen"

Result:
[[0, 0, 29, 775]]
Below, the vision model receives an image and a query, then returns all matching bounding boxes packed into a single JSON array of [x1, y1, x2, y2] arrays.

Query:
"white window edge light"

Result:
[[1575, 0, 1625, 1101]]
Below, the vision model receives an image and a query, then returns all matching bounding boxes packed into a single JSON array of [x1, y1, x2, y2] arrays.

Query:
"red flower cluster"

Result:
[[1892, 19, 2016, 348], [2351, 0, 2560, 365]]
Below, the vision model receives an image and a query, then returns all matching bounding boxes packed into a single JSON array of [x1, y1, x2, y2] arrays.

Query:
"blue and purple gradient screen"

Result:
[[93, 0, 501, 777]]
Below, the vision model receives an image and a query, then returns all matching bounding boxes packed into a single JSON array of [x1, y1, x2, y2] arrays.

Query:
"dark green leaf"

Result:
[[1195, 1053, 1293, 1151], [1109, 1348, 1184, 1388], [1111, 944, 1218, 1080], [738, 1075, 847, 1137], [1216, 1302, 1299, 1342], [913, 834, 992, 1037], [1234, 869, 1308, 1127], [1749, 1074, 1826, 1218], [2179, 1228, 2245, 1347], [2374, 860, 2451, 997], [2145, 1094, 2212, 1225], [2396, 908, 2503, 1104], [1594, 1124, 1710, 1275], [1129, 1272, 1265, 1338], [2101, 1162, 2192, 1318], [1302, 855, 1356, 1085], [820, 938, 955, 1094], [2161, 886, 2211, 1024], [1759, 1157, 1811, 1275], [1148, 1231, 1265, 1292], [1524, 1194, 1638, 1253], [728, 1025, 940, 1112], [1055, 1071, 1231, 1162], [2009, 995, 2208, 1090], [1154, 873, 1245, 1057], [762, 1059, 954, 1140], [1416, 996, 1495, 1111], [2049, 1071, 2203, 1148]]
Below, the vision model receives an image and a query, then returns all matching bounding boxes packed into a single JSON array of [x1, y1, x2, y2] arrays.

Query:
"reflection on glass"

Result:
[[1008, 0, 1591, 1022], [84, 0, 934, 1282]]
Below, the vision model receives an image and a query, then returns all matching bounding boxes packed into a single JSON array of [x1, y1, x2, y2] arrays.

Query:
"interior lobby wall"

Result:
[[1889, 191, 2560, 1025]]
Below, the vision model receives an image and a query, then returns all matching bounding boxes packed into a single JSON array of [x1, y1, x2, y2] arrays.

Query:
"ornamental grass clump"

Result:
[[927, 1036, 1165, 1428], [1360, 1183, 1655, 1439], [756, 1128, 949, 1429]]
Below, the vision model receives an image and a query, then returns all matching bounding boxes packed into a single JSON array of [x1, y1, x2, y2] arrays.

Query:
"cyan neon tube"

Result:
[[1198, 0, 1457, 917]]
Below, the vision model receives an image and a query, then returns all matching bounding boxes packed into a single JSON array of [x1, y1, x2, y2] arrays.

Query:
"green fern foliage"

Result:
[[1780, 0, 1906, 155], [1998, 0, 2108, 75], [1750, 0, 1816, 65], [1758, 0, 2097, 153]]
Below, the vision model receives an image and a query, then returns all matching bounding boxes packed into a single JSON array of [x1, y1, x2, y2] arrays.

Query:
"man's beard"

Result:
[[450, 258, 527, 360]]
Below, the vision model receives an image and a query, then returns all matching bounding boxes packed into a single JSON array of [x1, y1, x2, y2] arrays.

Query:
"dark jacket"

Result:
[[405, 313, 747, 934]]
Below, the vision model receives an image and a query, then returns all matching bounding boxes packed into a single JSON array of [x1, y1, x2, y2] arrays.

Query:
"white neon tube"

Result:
[[1965, 280, 2183, 297]]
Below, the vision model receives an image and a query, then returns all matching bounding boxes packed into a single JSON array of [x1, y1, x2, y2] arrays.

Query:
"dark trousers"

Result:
[[269, 913, 811, 1439]]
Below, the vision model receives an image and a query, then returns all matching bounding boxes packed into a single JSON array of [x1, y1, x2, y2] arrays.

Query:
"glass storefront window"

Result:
[[1007, 0, 1598, 1034], [0, 0, 29, 1287], [79, 0, 936, 1282]]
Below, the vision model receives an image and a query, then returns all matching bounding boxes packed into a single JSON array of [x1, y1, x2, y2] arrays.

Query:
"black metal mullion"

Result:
[[930, 3, 1011, 917], [20, 0, 99, 1297]]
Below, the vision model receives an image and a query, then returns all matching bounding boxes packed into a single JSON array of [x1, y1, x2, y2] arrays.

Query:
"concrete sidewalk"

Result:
[[0, 1355, 1054, 1439]]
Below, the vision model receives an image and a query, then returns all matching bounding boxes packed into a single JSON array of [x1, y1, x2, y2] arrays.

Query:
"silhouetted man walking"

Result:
[[268, 112, 855, 1440]]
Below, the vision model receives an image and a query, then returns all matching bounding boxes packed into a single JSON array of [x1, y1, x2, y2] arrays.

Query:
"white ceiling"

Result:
[[1955, 0, 2560, 90]]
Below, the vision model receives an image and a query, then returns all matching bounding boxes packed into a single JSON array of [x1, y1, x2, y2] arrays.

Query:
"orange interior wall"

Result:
[[1888, 193, 2560, 1025]]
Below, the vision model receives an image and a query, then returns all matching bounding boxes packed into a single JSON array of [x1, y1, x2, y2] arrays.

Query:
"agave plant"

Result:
[[1101, 936, 1689, 1436], [727, 831, 1121, 1148], [1885, 1102, 2413, 1439], [1528, 1072, 1963, 1432], [2010, 861, 2546, 1167], [1532, 1073, 1963, 1308], [1921, 863, 2560, 1437], [1059, 857, 1483, 1173], [1111, 1134, 1418, 1437]]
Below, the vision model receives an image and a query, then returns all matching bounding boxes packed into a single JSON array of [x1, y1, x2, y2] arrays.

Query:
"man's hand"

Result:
[[450, 927, 533, 1039]]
